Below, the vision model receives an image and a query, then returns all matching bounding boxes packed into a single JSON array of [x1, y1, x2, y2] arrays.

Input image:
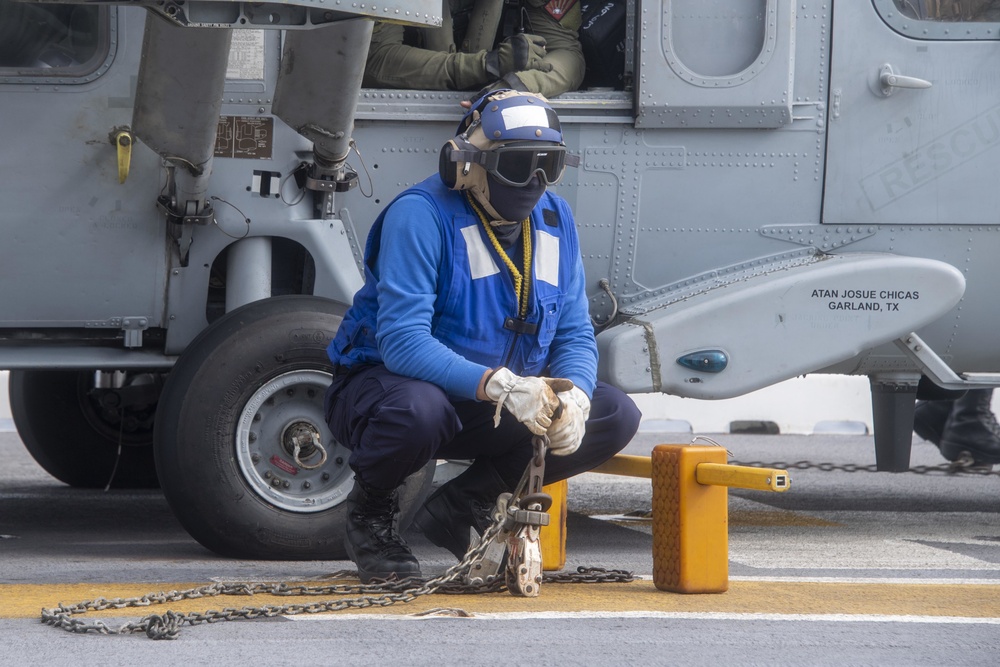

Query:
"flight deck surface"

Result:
[[2, 429, 999, 665]]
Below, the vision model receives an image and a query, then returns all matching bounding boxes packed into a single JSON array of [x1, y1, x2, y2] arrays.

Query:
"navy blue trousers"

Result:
[[324, 364, 642, 490]]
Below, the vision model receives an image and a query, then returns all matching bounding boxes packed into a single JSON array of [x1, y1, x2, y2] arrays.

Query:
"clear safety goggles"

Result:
[[453, 142, 580, 187]]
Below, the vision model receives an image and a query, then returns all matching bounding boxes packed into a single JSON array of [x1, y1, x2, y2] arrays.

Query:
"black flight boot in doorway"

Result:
[[912, 399, 954, 447], [938, 389, 1000, 465], [413, 458, 511, 560], [344, 477, 422, 583]]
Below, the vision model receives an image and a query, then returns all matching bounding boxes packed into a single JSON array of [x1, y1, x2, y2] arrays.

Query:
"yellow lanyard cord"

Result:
[[467, 193, 533, 318]]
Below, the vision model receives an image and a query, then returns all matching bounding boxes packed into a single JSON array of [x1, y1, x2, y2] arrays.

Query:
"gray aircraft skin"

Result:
[[0, 0, 996, 559]]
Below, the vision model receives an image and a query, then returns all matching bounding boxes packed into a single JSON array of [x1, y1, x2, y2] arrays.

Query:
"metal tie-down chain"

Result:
[[40, 436, 633, 639], [730, 458, 1000, 476]]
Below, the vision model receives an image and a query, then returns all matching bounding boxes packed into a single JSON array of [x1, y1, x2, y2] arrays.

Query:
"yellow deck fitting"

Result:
[[590, 454, 654, 478], [540, 479, 567, 571], [652, 445, 730, 594], [591, 455, 790, 492], [696, 462, 790, 492], [560, 449, 789, 592]]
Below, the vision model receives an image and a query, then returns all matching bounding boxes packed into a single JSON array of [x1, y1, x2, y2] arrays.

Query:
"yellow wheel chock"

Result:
[[540, 445, 790, 591], [539, 479, 567, 571]]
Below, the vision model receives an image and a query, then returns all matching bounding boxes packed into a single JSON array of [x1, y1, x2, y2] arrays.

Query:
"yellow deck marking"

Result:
[[4, 580, 1000, 621]]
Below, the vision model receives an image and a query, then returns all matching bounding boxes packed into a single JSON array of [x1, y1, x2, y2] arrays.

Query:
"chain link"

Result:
[[41, 489, 633, 640], [41, 452, 994, 638], [730, 459, 1000, 476], [41, 560, 633, 639]]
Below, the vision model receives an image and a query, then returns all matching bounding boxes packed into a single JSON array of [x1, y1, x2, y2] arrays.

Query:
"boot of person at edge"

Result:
[[912, 398, 954, 447], [914, 389, 1000, 465], [413, 458, 511, 560], [344, 477, 422, 583]]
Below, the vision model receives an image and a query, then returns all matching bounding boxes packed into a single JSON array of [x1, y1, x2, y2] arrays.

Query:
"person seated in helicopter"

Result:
[[363, 0, 585, 99]]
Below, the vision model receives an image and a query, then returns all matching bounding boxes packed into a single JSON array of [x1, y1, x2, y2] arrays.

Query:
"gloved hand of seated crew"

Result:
[[546, 385, 591, 456], [485, 33, 553, 79], [484, 367, 573, 435]]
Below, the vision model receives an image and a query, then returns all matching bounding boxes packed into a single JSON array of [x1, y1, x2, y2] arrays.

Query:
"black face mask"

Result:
[[486, 173, 546, 223]]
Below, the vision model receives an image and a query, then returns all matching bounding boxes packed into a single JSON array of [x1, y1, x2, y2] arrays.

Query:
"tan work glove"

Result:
[[546, 385, 590, 456], [485, 33, 553, 79], [484, 367, 573, 435]]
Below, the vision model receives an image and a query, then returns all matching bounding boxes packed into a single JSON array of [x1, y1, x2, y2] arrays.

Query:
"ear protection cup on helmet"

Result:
[[439, 135, 484, 191], [438, 138, 461, 189]]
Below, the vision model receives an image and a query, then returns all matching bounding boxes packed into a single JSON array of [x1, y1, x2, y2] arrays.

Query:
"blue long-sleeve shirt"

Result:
[[328, 176, 598, 400]]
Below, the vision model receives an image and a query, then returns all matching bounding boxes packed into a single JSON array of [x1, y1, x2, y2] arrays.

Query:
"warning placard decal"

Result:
[[215, 116, 273, 160]]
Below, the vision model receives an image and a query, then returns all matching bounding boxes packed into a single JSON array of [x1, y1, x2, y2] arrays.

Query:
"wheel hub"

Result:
[[281, 420, 328, 469], [235, 369, 352, 513]]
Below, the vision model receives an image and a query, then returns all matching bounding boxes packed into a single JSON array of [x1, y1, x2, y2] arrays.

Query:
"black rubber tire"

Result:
[[9, 370, 160, 488], [153, 295, 433, 560]]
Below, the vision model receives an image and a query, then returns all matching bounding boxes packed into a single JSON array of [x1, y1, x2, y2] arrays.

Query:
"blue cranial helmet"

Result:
[[443, 90, 578, 191], [458, 89, 564, 144]]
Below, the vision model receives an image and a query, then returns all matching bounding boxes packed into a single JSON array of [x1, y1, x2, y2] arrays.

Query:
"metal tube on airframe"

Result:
[[132, 14, 231, 213], [272, 19, 373, 173]]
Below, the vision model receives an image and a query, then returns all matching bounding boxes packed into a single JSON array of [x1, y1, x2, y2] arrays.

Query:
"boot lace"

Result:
[[356, 496, 412, 558]]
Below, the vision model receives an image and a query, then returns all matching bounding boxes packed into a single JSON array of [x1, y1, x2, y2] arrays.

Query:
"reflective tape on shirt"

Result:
[[534, 228, 560, 287], [461, 224, 500, 280]]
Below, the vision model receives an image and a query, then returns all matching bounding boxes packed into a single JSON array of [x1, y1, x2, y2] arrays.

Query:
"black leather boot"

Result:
[[939, 389, 1000, 464], [412, 459, 511, 560], [344, 477, 422, 583], [913, 399, 954, 446]]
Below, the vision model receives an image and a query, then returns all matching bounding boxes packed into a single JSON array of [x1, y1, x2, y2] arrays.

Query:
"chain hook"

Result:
[[292, 432, 328, 470]]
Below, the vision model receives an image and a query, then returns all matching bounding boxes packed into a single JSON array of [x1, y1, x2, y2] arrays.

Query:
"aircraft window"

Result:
[[0, 1, 107, 75], [668, 0, 768, 80], [357, 2, 636, 122], [635, 0, 792, 128], [891, 0, 1000, 21], [876, 0, 1000, 38]]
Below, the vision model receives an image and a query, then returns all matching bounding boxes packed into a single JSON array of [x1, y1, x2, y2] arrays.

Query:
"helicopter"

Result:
[[1, 0, 996, 559]]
